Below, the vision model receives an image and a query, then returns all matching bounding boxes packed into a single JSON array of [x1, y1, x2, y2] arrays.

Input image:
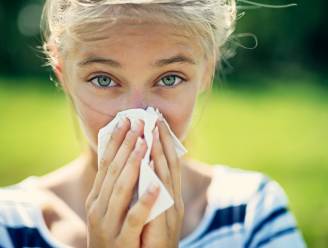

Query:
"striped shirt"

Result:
[[0, 164, 307, 248]]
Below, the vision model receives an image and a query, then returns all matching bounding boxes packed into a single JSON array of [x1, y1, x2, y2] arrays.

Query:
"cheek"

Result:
[[77, 106, 114, 152], [70, 92, 118, 153], [77, 99, 196, 152], [159, 88, 197, 142], [72, 84, 198, 151]]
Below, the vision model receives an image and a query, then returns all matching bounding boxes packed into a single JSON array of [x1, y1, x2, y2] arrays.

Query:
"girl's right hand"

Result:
[[85, 117, 161, 248]]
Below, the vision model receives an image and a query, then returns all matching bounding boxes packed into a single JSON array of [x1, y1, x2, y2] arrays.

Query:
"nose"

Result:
[[127, 90, 149, 110]]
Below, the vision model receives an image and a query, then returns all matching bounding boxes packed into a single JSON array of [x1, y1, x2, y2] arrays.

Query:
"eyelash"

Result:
[[87, 73, 186, 89]]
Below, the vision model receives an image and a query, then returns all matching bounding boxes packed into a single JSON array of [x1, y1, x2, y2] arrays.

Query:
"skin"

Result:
[[36, 18, 216, 247]]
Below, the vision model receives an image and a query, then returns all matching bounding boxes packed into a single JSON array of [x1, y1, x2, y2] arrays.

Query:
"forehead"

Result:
[[67, 20, 204, 65]]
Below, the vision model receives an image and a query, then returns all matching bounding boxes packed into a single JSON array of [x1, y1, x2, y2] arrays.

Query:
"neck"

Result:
[[82, 148, 203, 205], [41, 146, 210, 224], [83, 149, 205, 215]]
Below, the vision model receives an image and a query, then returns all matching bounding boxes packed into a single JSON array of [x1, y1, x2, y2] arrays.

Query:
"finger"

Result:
[[98, 117, 130, 170], [155, 119, 184, 228], [150, 125, 174, 199], [96, 119, 144, 216], [142, 211, 167, 242], [119, 182, 160, 241], [157, 118, 181, 199], [149, 160, 155, 171], [147, 159, 171, 239], [104, 136, 147, 233], [86, 117, 130, 210]]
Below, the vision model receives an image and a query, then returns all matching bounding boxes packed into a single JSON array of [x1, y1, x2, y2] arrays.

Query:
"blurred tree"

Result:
[[0, 0, 327, 85], [0, 0, 48, 78], [230, 0, 328, 75]]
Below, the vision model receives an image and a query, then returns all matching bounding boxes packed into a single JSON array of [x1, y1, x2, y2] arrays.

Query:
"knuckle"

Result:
[[177, 201, 185, 218], [132, 146, 143, 158], [130, 149, 139, 159], [180, 200, 185, 211], [99, 158, 110, 170], [126, 211, 141, 228], [158, 153, 166, 163], [87, 205, 101, 226], [174, 198, 184, 220], [114, 181, 125, 196], [114, 236, 127, 248], [123, 131, 134, 147], [162, 173, 171, 186], [85, 196, 93, 211], [140, 193, 153, 207], [109, 162, 120, 177], [172, 157, 179, 167], [152, 139, 160, 151], [179, 210, 184, 221], [111, 129, 122, 141], [99, 222, 111, 237]]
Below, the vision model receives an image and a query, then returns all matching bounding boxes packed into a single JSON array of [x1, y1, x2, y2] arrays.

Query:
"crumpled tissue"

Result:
[[97, 106, 188, 223]]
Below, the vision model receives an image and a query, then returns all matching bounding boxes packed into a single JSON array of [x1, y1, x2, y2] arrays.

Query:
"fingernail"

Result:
[[147, 182, 159, 194], [154, 126, 159, 140], [159, 114, 165, 122], [117, 117, 126, 128], [149, 160, 154, 170], [131, 119, 141, 132], [136, 137, 144, 151]]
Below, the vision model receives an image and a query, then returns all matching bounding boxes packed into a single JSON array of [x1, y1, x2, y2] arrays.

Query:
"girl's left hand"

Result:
[[141, 117, 185, 248]]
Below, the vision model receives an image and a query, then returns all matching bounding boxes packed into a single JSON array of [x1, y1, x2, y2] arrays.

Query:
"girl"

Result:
[[0, 0, 306, 247]]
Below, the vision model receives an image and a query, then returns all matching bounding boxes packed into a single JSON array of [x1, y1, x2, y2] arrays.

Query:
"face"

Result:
[[56, 19, 214, 154]]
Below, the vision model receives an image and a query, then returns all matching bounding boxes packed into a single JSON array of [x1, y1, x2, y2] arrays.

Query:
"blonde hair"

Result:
[[39, 0, 296, 152], [41, 0, 237, 74]]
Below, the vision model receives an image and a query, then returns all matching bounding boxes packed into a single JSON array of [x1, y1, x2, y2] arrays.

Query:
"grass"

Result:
[[0, 76, 327, 247]]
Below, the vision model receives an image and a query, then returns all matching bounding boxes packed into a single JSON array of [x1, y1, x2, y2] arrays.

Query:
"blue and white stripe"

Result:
[[0, 165, 307, 248]]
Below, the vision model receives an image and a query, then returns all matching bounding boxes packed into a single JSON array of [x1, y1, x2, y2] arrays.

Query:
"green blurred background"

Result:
[[0, 0, 327, 247]]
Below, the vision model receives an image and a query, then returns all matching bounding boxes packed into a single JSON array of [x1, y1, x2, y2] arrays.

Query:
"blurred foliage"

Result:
[[0, 0, 327, 85], [229, 0, 328, 78], [0, 1, 327, 247], [1, 76, 328, 247]]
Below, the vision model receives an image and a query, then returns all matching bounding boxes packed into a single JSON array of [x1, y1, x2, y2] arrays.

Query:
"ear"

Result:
[[48, 42, 69, 93], [53, 60, 69, 94]]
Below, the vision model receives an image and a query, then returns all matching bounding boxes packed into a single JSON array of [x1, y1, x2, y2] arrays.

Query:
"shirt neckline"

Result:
[[16, 165, 221, 247], [13, 176, 72, 248], [179, 165, 220, 246], [34, 202, 73, 248]]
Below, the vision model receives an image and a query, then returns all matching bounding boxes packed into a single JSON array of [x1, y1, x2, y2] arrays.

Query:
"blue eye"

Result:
[[89, 75, 116, 88], [88, 74, 185, 89], [158, 74, 185, 87]]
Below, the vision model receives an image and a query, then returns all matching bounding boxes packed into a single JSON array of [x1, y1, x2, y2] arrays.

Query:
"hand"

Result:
[[141, 118, 185, 248], [85, 117, 161, 248]]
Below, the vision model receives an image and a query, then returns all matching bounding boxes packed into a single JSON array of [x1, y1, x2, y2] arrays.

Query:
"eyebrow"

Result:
[[77, 54, 197, 68]]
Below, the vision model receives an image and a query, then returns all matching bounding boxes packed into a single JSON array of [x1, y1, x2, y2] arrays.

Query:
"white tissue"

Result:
[[97, 106, 188, 224]]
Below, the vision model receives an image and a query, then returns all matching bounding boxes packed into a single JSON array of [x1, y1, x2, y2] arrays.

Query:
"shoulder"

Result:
[[209, 164, 269, 206], [0, 181, 45, 224], [0, 177, 54, 227], [209, 164, 307, 248], [0, 182, 59, 248], [0, 187, 37, 246]]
